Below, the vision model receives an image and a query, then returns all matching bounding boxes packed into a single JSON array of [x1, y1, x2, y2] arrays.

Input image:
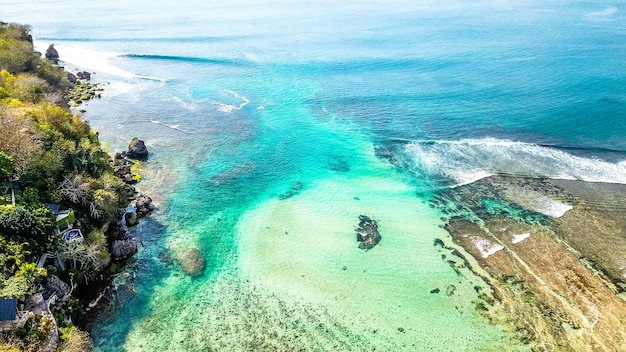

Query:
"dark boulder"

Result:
[[67, 72, 77, 84], [124, 209, 138, 227], [355, 215, 381, 250], [127, 137, 149, 159], [45, 44, 59, 63], [135, 194, 155, 218], [111, 239, 138, 260], [76, 71, 91, 81]]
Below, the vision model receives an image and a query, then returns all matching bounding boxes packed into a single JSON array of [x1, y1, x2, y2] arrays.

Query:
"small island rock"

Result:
[[175, 247, 206, 277], [355, 215, 381, 250], [127, 137, 149, 159]]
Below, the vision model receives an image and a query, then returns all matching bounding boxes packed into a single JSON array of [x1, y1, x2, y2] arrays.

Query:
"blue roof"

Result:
[[0, 299, 17, 321], [45, 203, 60, 216]]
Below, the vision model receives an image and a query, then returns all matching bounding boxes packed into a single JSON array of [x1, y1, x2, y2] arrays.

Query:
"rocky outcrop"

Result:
[[76, 71, 91, 81], [355, 215, 381, 250], [45, 44, 59, 63], [111, 238, 138, 260], [112, 152, 139, 186], [46, 275, 70, 299], [124, 209, 138, 227], [66, 72, 76, 84], [135, 194, 155, 218], [175, 247, 206, 276], [127, 138, 149, 159]]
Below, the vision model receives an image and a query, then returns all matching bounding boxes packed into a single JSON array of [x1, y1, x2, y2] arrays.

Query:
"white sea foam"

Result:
[[404, 138, 626, 187], [470, 236, 504, 258], [34, 41, 134, 78], [34, 41, 166, 83], [535, 197, 573, 218], [586, 6, 618, 17], [512, 233, 531, 244], [451, 170, 493, 188], [215, 90, 250, 113], [168, 96, 198, 112]]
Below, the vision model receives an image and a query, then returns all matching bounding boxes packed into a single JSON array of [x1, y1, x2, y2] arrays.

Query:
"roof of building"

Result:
[[45, 203, 60, 216], [0, 299, 17, 321]]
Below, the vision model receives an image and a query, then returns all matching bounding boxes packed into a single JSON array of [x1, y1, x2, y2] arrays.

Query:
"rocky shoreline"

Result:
[[431, 176, 626, 350]]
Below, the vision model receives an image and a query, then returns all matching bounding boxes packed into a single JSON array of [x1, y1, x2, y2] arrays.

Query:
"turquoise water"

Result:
[[2, 1, 626, 350]]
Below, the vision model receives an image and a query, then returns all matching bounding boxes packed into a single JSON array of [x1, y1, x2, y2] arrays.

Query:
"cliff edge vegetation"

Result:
[[0, 22, 128, 351]]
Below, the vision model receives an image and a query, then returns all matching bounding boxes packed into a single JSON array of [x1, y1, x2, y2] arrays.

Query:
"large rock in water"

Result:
[[111, 239, 138, 260], [45, 44, 59, 63], [355, 215, 381, 250], [175, 247, 206, 277], [127, 137, 149, 159]]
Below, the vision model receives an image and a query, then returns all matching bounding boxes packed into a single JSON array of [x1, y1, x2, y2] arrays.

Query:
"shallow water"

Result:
[[2, 0, 625, 350]]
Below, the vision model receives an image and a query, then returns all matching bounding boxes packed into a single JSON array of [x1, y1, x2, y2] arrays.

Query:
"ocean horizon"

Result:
[[2, 0, 625, 350]]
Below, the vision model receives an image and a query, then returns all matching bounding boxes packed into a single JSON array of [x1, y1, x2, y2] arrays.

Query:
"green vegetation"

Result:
[[0, 21, 127, 351]]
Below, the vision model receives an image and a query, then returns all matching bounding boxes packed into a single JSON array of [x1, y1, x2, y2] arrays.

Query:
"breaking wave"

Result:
[[121, 54, 250, 67], [402, 138, 626, 187]]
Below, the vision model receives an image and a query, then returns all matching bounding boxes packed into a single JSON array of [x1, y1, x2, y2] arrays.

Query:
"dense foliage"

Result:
[[0, 22, 120, 350]]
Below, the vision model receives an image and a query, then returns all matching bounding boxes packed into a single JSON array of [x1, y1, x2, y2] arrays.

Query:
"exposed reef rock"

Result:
[[175, 247, 206, 277], [66, 76, 103, 106], [355, 215, 381, 250], [436, 176, 626, 350], [127, 137, 149, 159]]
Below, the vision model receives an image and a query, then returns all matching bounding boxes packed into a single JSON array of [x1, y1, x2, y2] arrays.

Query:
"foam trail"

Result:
[[586, 6, 618, 17], [403, 138, 626, 187], [214, 90, 249, 113]]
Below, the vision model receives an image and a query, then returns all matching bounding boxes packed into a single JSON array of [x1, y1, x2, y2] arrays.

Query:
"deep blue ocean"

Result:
[[2, 1, 626, 350]]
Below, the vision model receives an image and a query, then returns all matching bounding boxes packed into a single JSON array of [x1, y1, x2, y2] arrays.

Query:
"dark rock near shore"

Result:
[[113, 152, 141, 187], [124, 209, 138, 227], [76, 71, 91, 81], [135, 194, 155, 218], [111, 238, 138, 260], [45, 44, 59, 63], [175, 247, 206, 276], [66, 72, 77, 84], [355, 215, 381, 250], [127, 137, 149, 159]]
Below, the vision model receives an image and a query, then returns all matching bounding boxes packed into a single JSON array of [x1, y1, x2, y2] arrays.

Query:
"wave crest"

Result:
[[402, 138, 626, 187]]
